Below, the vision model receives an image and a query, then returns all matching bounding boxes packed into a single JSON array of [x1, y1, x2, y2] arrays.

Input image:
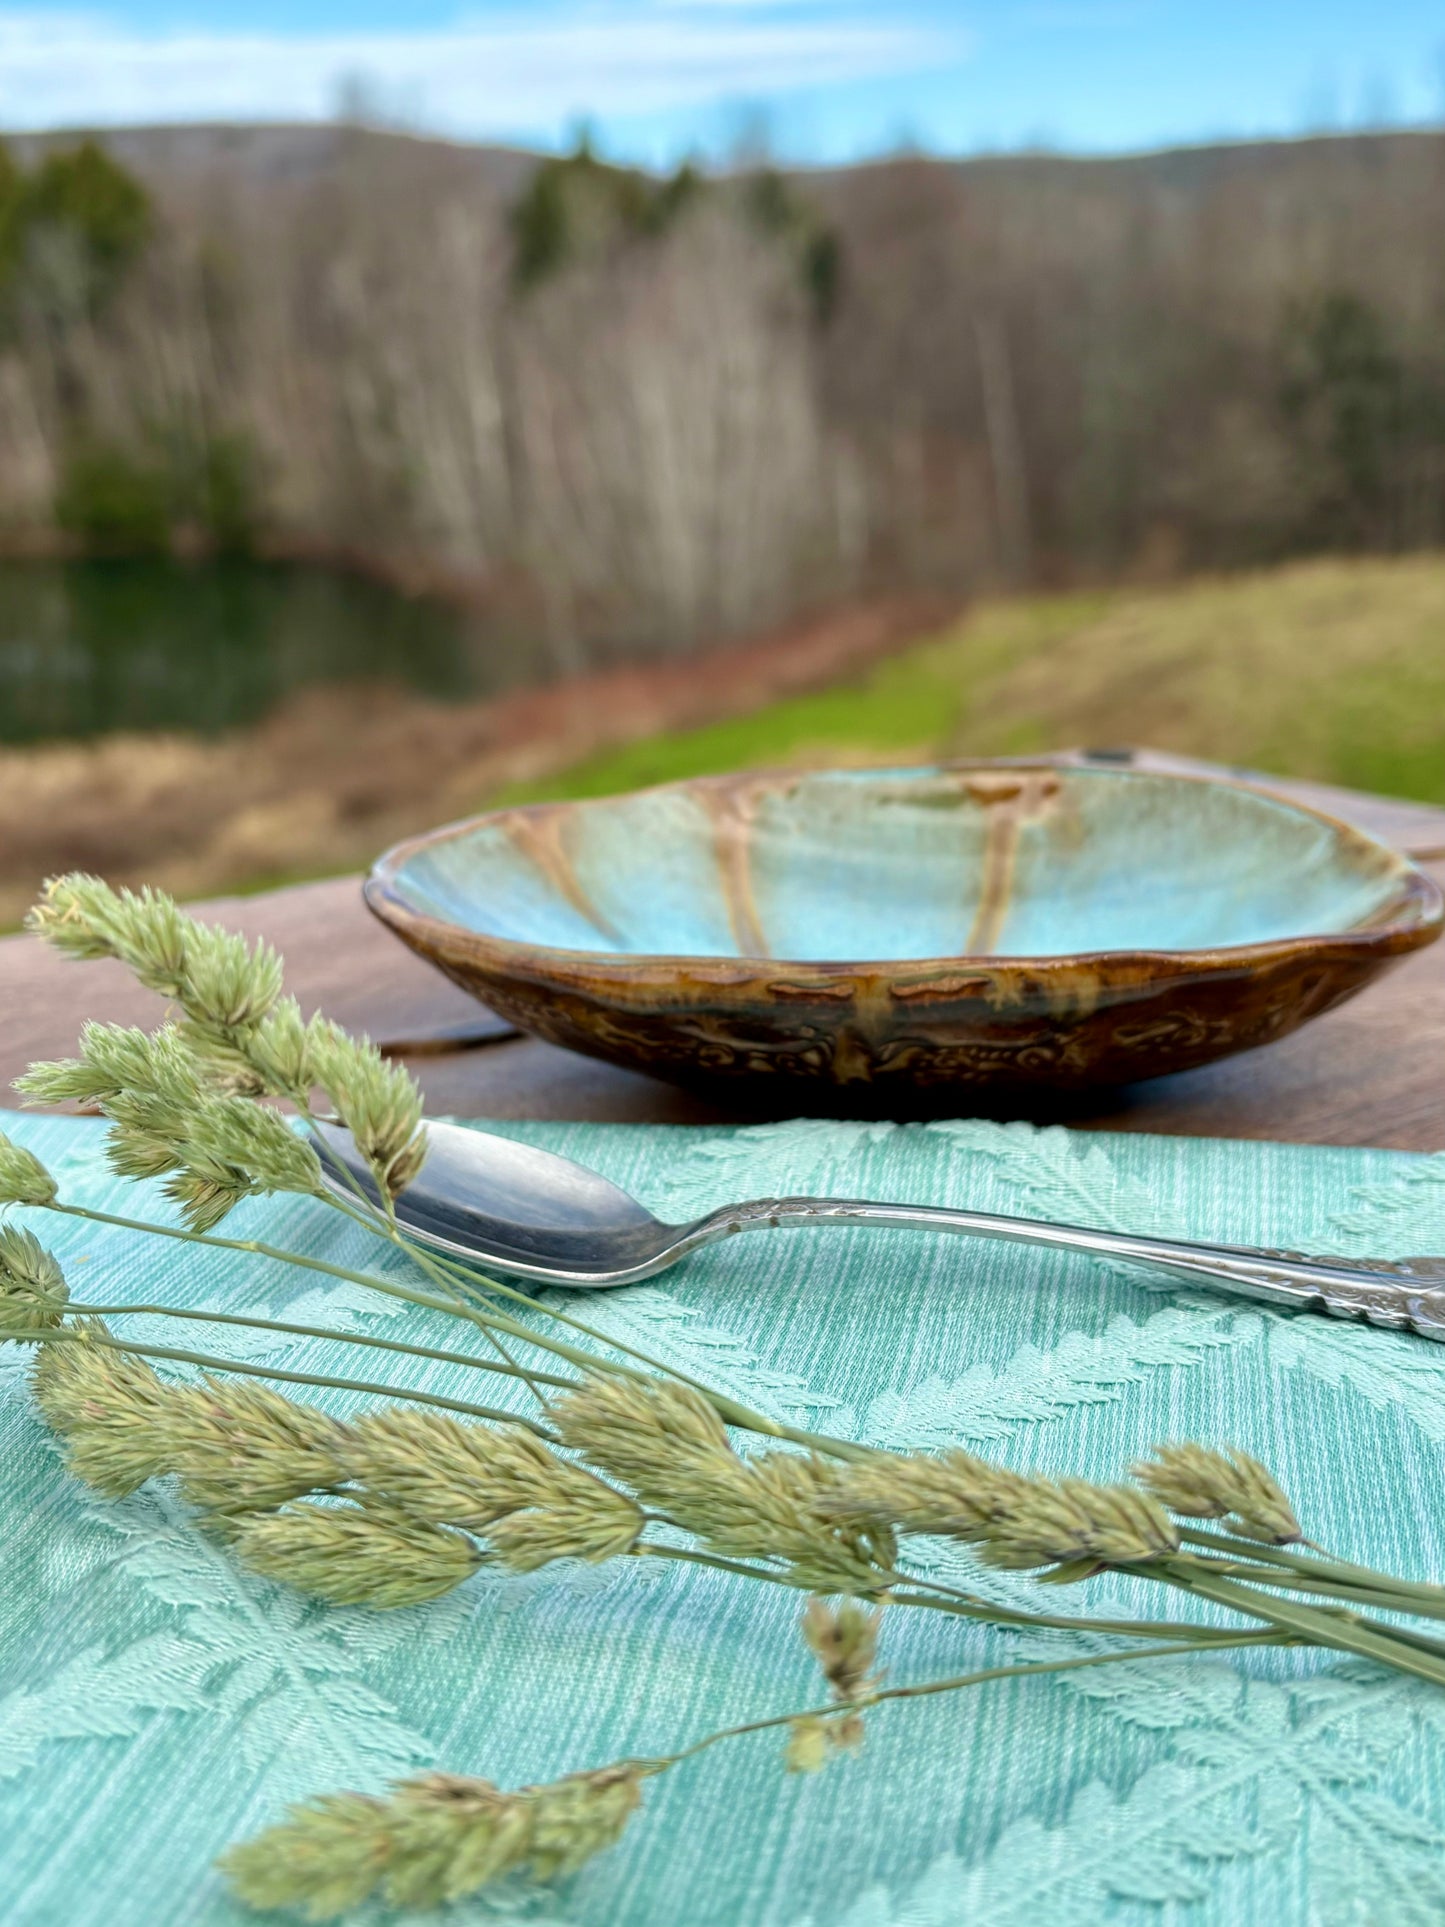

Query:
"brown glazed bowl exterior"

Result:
[[364, 765, 1444, 1094]]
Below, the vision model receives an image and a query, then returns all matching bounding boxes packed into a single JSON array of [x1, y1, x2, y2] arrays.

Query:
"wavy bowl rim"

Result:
[[364, 763, 1445, 989]]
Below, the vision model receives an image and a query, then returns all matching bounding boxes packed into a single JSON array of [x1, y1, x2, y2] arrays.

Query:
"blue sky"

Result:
[[1, 1, 1443, 164]]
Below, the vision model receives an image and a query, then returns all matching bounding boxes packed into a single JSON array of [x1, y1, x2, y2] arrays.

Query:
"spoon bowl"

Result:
[[316, 1119, 673, 1284]]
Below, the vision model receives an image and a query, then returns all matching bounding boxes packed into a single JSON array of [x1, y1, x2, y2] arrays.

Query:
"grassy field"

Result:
[[500, 556, 1445, 807]]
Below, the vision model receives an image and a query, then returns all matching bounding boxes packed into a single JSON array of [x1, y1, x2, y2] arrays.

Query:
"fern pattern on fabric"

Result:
[[5, 1111, 1445, 1924]]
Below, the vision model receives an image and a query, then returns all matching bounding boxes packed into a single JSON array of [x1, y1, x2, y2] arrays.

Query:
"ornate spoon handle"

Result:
[[696, 1198, 1445, 1341]]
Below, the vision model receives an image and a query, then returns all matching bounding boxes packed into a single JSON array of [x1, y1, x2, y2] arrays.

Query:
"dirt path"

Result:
[[0, 594, 951, 925]]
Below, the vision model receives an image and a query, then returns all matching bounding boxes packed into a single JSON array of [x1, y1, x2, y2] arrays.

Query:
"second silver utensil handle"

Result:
[[700, 1198, 1445, 1341]]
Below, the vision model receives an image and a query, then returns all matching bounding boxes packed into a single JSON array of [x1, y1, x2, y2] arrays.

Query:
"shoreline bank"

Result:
[[0, 591, 952, 926]]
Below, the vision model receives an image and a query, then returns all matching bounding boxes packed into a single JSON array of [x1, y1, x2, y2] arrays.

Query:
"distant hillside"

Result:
[[5, 121, 541, 197], [17, 117, 1444, 206], [2, 121, 1445, 660]]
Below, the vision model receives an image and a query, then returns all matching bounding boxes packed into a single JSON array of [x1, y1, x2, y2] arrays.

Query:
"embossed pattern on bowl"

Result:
[[365, 765, 1444, 1091]]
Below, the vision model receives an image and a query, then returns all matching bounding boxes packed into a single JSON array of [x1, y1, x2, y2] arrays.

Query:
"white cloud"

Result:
[[0, 5, 951, 136]]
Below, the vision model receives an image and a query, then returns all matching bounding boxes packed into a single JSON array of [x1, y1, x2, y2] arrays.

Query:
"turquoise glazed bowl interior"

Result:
[[367, 765, 1443, 1092]]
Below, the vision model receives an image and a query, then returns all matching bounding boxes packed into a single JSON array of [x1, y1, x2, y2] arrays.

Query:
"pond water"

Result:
[[0, 559, 542, 744]]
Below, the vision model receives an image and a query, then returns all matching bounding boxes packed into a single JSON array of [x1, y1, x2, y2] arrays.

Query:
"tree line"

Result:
[[1, 127, 1444, 663]]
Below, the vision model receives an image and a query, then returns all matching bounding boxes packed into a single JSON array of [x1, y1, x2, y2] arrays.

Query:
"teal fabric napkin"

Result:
[[5, 1108, 1445, 1927]]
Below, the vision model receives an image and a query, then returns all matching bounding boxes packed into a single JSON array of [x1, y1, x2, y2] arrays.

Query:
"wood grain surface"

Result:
[[5, 752, 1445, 1150]]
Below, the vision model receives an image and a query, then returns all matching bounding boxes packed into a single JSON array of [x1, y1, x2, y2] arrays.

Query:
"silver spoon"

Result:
[[315, 1119, 1445, 1340]]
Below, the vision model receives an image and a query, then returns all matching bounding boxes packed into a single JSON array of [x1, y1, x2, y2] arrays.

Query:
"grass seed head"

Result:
[[346, 1404, 604, 1524], [28, 876, 188, 994], [227, 1498, 482, 1608], [486, 1495, 643, 1571], [1134, 1442, 1301, 1545], [178, 924, 284, 1036], [783, 1708, 865, 1774], [784, 1716, 830, 1774], [177, 1099, 323, 1203], [978, 1477, 1179, 1569], [824, 1447, 1035, 1538], [343, 1405, 643, 1568], [308, 1025, 426, 1199], [27, 876, 282, 1039], [549, 1370, 729, 1485], [826, 1448, 1178, 1570], [801, 1596, 883, 1703], [171, 1376, 351, 1512], [237, 997, 315, 1099], [33, 1329, 347, 1508], [0, 1226, 67, 1330], [551, 1374, 892, 1591], [20, 1019, 203, 1112], [221, 1765, 645, 1916], [0, 1132, 58, 1207], [31, 1321, 178, 1497]]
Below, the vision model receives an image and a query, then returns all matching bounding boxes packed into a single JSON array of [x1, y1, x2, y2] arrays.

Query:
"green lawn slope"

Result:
[[499, 556, 1445, 806]]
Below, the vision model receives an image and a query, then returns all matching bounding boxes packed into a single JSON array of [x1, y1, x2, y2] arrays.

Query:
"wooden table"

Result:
[[6, 751, 1445, 1151]]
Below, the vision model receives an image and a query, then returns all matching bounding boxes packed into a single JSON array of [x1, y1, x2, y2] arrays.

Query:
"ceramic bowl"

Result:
[[365, 764, 1443, 1092]]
